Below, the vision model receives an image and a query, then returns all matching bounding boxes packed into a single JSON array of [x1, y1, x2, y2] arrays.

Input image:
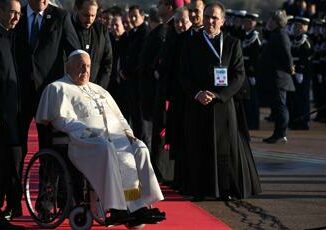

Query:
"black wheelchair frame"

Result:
[[24, 130, 106, 229]]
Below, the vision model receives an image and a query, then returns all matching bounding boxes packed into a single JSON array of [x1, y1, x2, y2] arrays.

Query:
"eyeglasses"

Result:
[[9, 10, 22, 17]]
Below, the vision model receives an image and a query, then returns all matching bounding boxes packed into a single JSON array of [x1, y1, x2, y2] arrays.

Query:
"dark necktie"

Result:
[[30, 12, 40, 48]]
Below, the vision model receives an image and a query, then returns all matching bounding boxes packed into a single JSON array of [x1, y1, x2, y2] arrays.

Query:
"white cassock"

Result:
[[35, 75, 164, 212]]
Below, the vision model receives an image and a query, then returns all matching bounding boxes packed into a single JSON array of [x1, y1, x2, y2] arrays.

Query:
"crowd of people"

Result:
[[1, 0, 326, 228]]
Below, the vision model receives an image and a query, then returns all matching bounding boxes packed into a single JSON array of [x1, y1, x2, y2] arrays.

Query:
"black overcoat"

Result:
[[259, 28, 295, 92]]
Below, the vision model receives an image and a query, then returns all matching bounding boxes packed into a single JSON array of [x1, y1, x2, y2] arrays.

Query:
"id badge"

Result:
[[214, 67, 228, 86]]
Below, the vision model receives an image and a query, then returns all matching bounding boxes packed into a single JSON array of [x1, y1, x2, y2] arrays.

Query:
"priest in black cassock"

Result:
[[0, 0, 25, 228], [179, 1, 261, 201]]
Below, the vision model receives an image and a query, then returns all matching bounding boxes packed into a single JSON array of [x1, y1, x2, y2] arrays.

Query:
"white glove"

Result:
[[154, 70, 160, 80], [295, 73, 304, 84], [249, 77, 256, 86], [317, 74, 323, 83]]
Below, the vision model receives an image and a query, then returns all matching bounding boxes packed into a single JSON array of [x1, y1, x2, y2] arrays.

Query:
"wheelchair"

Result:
[[24, 128, 107, 229]]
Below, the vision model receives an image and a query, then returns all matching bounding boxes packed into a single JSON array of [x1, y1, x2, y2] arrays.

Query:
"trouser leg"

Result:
[[273, 90, 288, 137], [5, 147, 23, 210]]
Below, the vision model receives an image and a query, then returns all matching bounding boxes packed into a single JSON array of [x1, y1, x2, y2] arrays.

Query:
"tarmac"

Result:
[[196, 108, 326, 230]]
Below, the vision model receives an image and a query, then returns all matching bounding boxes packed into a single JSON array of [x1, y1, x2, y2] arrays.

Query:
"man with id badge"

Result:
[[179, 1, 261, 201], [214, 67, 228, 86]]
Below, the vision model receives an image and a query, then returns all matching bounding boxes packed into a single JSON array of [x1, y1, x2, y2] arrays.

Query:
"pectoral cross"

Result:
[[94, 104, 103, 114]]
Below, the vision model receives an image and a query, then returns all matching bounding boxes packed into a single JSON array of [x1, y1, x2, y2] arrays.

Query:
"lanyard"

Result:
[[203, 31, 223, 66]]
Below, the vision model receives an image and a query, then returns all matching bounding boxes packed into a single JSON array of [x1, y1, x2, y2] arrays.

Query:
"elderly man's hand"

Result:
[[291, 65, 296, 75]]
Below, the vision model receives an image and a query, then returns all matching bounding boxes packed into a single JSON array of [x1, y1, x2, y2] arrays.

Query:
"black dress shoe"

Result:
[[0, 217, 25, 230], [128, 207, 166, 227], [105, 209, 134, 226], [3, 207, 23, 221], [263, 136, 287, 144]]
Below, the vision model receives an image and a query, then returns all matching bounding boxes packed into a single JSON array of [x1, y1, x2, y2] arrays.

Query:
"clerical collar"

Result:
[[133, 24, 141, 32]]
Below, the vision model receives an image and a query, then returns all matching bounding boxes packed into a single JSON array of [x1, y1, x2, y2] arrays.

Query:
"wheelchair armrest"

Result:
[[52, 129, 69, 145]]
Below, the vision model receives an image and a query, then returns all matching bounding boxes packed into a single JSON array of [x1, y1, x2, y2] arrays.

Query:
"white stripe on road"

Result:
[[253, 151, 326, 165]]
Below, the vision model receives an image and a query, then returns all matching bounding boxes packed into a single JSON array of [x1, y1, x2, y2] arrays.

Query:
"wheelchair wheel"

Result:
[[69, 206, 93, 230], [24, 149, 73, 228]]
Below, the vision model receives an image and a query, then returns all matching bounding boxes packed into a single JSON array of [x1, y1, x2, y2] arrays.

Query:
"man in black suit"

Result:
[[179, 1, 261, 200], [13, 0, 80, 216], [14, 0, 80, 149], [72, 0, 112, 89], [260, 10, 295, 143], [0, 0, 25, 228]]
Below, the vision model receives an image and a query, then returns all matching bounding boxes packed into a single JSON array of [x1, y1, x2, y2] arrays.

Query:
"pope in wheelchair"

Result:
[[35, 50, 165, 227]]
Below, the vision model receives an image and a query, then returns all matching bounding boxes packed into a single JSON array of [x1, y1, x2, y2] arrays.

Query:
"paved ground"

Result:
[[195, 108, 326, 230]]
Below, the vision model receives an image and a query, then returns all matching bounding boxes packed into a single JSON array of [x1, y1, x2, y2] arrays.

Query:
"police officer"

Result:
[[242, 12, 262, 130], [288, 16, 313, 129], [230, 10, 246, 41]]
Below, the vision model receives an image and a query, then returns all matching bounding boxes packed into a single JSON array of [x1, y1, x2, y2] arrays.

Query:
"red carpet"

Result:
[[12, 122, 231, 230]]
